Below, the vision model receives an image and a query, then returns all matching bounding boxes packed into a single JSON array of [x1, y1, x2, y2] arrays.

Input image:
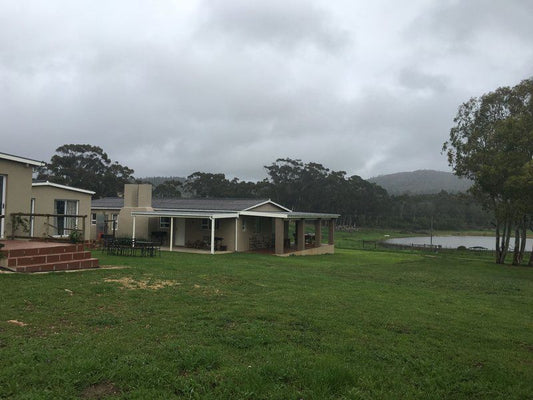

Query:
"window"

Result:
[[55, 200, 78, 236], [91, 213, 97, 225], [111, 214, 119, 229], [201, 218, 219, 230], [242, 219, 246, 232], [160, 217, 170, 228]]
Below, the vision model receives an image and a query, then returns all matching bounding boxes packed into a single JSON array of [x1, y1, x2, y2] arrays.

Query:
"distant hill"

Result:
[[368, 170, 473, 195]]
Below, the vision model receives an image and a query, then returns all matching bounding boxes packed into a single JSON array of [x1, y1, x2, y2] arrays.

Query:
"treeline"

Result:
[[147, 158, 491, 230], [37, 145, 491, 231]]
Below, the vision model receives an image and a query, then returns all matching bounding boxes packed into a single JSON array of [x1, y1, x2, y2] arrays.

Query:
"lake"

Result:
[[384, 235, 533, 250]]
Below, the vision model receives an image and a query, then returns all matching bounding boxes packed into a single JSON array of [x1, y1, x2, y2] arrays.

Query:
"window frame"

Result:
[[160, 217, 171, 229]]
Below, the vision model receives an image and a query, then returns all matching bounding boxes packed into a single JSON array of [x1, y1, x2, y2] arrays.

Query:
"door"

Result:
[[55, 199, 78, 236], [174, 218, 185, 246], [0, 175, 5, 238]]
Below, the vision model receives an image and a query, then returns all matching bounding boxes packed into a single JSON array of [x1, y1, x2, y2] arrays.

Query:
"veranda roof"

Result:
[[132, 209, 339, 220], [131, 210, 239, 219]]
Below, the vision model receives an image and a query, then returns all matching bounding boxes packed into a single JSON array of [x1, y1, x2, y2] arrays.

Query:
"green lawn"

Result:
[[1, 245, 532, 399]]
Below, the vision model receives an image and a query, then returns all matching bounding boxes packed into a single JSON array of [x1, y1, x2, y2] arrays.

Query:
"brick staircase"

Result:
[[0, 242, 99, 273]]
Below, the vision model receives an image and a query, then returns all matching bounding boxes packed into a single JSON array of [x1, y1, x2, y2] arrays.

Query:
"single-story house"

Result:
[[91, 183, 339, 255], [31, 181, 95, 241], [0, 152, 94, 240], [0, 152, 43, 239], [0, 151, 98, 272]]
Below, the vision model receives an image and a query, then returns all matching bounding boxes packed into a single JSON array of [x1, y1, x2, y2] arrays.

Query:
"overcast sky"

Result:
[[1, 0, 532, 180]]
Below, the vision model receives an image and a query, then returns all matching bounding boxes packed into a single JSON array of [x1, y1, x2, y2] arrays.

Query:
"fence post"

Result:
[[81, 216, 86, 241]]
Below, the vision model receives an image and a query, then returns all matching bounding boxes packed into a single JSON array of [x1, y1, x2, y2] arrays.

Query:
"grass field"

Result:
[[1, 238, 532, 399]]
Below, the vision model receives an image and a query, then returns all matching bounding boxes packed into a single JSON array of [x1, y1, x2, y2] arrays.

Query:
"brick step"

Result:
[[7, 251, 93, 268], [3, 243, 85, 258], [15, 258, 100, 273]]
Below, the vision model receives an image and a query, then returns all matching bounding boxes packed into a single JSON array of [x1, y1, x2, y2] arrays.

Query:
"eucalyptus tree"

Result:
[[38, 144, 135, 198], [443, 78, 533, 264]]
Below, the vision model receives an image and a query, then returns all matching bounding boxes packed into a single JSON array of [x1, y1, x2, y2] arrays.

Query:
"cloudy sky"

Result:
[[1, 0, 532, 180]]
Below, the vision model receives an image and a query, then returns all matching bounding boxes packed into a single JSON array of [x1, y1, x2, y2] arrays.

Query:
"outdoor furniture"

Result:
[[103, 238, 160, 257]]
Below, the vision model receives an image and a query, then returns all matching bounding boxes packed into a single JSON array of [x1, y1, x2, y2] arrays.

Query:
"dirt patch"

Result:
[[63, 265, 128, 273], [192, 284, 222, 296], [81, 381, 120, 399], [104, 277, 180, 290], [7, 320, 28, 327]]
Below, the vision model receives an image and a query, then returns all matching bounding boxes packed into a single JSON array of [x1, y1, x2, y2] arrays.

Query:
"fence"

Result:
[[9, 213, 88, 241]]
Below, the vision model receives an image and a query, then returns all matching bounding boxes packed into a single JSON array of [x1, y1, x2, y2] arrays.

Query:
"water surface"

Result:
[[384, 235, 533, 250]]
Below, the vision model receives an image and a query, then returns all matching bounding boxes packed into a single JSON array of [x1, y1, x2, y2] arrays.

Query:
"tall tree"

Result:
[[38, 144, 134, 198], [443, 78, 533, 264], [152, 179, 182, 199]]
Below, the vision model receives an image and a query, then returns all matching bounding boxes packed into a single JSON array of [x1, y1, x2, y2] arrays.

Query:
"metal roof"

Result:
[[92, 197, 339, 219], [91, 197, 124, 209], [153, 198, 271, 211], [240, 210, 339, 219], [0, 151, 44, 167], [32, 181, 95, 195], [91, 197, 275, 212], [131, 210, 239, 219]]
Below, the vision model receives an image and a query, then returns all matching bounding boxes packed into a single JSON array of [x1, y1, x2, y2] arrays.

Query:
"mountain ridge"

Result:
[[368, 169, 473, 195]]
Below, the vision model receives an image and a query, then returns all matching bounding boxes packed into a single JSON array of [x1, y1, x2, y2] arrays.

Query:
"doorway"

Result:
[[174, 219, 185, 246]]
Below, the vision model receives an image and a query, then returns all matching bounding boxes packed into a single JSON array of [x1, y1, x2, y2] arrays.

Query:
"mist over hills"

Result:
[[140, 170, 473, 197], [368, 170, 473, 195]]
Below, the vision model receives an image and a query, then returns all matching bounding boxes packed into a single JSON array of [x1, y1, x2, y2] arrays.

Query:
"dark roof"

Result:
[[91, 197, 124, 209], [91, 197, 272, 212], [153, 198, 270, 211]]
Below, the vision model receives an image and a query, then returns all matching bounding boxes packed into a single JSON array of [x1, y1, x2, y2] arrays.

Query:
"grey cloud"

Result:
[[0, 0, 530, 182], [398, 69, 448, 93], [406, 0, 533, 53], [199, 0, 350, 52]]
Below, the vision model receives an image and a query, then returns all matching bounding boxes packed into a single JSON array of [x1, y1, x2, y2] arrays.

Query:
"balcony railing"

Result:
[[9, 213, 88, 241]]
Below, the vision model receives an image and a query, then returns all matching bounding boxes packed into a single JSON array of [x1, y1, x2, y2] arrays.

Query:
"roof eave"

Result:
[[32, 181, 95, 195], [1, 152, 44, 167]]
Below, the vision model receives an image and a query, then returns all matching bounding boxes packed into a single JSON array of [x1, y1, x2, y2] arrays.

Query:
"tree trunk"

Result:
[[502, 219, 512, 263], [512, 225, 521, 266], [495, 220, 502, 264], [496, 218, 511, 264], [519, 217, 527, 264]]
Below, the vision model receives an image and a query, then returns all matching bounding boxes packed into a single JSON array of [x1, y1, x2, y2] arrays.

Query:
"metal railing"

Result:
[[9, 213, 88, 240]]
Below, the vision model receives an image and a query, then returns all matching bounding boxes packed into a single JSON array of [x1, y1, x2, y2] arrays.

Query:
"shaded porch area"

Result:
[[130, 210, 338, 256], [271, 215, 336, 256]]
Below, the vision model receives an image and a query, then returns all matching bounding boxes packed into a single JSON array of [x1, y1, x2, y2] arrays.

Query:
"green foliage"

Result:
[[176, 158, 489, 230], [0, 249, 531, 398], [69, 229, 83, 243], [443, 78, 533, 264], [184, 172, 265, 198], [38, 144, 135, 198], [11, 215, 30, 235], [152, 179, 182, 199]]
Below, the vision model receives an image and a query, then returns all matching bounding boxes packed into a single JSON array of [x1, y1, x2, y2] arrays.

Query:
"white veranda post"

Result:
[[132, 216, 136, 246], [169, 217, 174, 252], [210, 217, 215, 255], [234, 217, 239, 252]]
